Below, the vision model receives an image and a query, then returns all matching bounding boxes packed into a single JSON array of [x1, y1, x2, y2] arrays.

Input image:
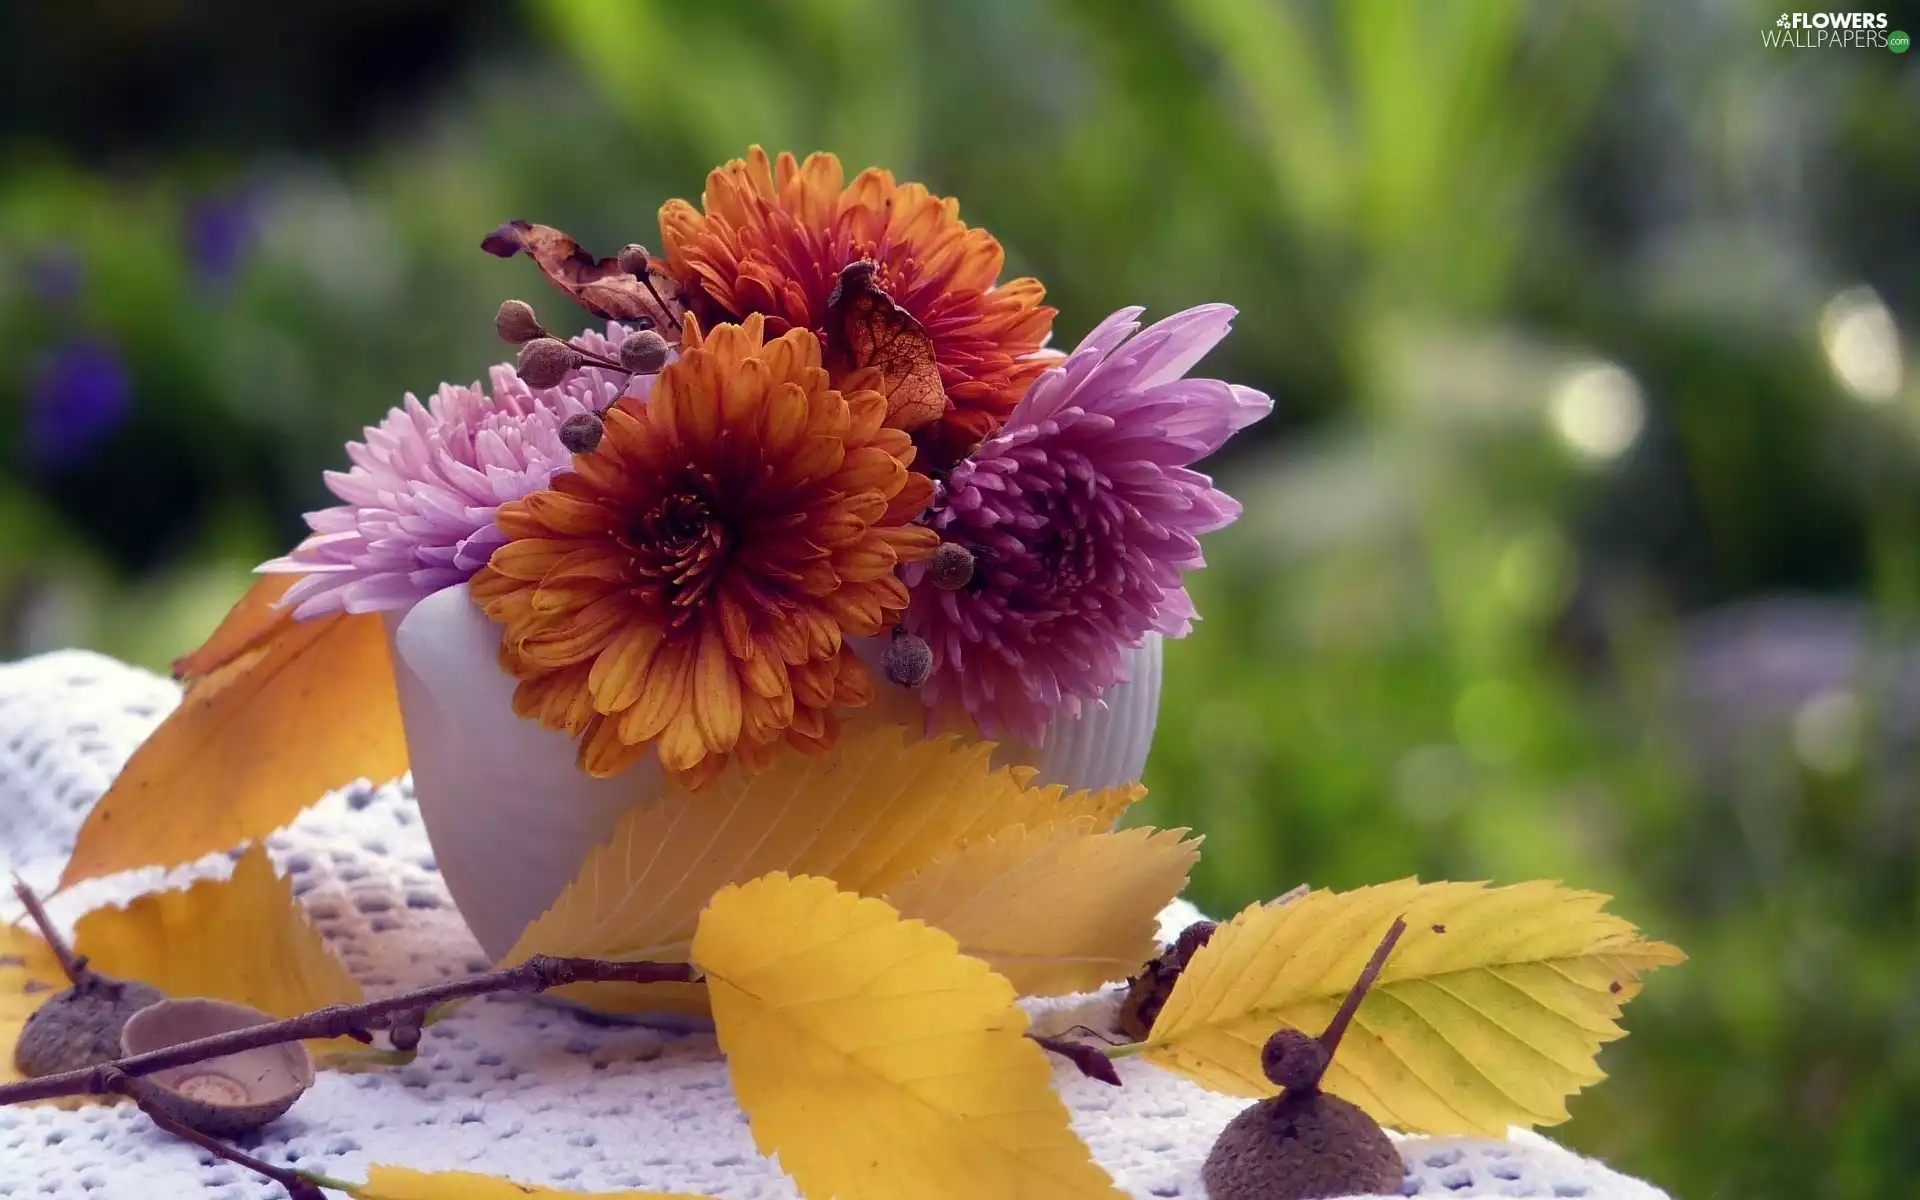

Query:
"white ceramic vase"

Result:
[[389, 583, 1163, 961]]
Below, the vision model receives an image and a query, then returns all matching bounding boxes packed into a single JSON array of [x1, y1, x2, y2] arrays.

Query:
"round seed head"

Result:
[[617, 243, 654, 277], [1261, 1028, 1329, 1093], [518, 337, 582, 388], [494, 299, 546, 344], [884, 631, 934, 688], [619, 328, 671, 375], [13, 975, 164, 1078], [928, 542, 976, 591], [1203, 1090, 1402, 1200], [559, 412, 605, 455]]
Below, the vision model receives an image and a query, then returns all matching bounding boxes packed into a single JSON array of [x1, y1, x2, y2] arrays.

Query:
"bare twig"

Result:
[[11, 876, 88, 985], [103, 1067, 326, 1200], [0, 955, 698, 1107], [1315, 915, 1407, 1063]]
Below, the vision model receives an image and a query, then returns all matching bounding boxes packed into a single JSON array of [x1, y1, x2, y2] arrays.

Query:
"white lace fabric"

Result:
[[0, 650, 1669, 1199]]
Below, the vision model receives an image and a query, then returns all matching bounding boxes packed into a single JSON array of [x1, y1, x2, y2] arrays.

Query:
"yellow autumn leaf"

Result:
[[74, 845, 362, 1026], [882, 820, 1201, 996], [352, 1165, 711, 1199], [171, 573, 299, 686], [1, 924, 68, 1085], [61, 603, 409, 888], [506, 723, 1142, 1015], [693, 873, 1123, 1200], [1138, 878, 1685, 1136]]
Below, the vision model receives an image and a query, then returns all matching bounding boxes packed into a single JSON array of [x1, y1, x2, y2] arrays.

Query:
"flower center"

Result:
[[627, 491, 731, 628], [1033, 524, 1092, 593]]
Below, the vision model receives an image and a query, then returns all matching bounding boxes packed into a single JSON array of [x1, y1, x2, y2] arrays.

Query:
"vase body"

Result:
[[390, 583, 1164, 963], [387, 586, 663, 960]]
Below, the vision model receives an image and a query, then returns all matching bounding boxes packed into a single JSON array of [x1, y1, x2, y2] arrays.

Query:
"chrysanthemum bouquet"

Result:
[[29, 151, 1681, 1189], [177, 147, 1263, 956]]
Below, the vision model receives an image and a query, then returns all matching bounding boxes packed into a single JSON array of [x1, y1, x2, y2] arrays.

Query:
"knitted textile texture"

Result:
[[0, 649, 1673, 1199]]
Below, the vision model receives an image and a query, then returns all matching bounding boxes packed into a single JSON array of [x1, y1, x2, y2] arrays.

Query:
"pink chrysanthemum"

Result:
[[261, 325, 650, 619], [903, 304, 1271, 744]]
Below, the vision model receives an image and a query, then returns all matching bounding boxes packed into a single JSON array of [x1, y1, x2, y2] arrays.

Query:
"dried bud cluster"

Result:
[[494, 299, 547, 345], [928, 541, 976, 591], [518, 338, 583, 388], [617, 243, 654, 278], [559, 412, 606, 455], [884, 631, 934, 688], [619, 329, 671, 375]]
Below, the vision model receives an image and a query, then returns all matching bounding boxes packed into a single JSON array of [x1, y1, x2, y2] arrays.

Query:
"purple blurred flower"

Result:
[[183, 193, 256, 289], [903, 304, 1271, 744], [261, 325, 651, 620], [27, 339, 133, 466]]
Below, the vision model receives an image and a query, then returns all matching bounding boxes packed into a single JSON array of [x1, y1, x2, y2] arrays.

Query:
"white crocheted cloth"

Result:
[[0, 650, 1669, 1200]]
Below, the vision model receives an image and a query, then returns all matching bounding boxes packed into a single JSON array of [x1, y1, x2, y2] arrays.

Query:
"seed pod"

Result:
[[559, 412, 605, 455], [927, 542, 976, 591], [518, 337, 582, 388], [13, 974, 164, 1078], [120, 998, 314, 1137], [1260, 1027, 1329, 1093], [1202, 1089, 1403, 1200], [883, 631, 933, 688], [619, 328, 671, 375], [494, 299, 546, 345], [617, 243, 654, 278]]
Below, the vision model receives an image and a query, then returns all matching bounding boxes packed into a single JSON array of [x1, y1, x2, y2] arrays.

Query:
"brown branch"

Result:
[[11, 875, 88, 985], [1315, 915, 1408, 1063], [103, 1067, 326, 1200], [0, 954, 698, 1107]]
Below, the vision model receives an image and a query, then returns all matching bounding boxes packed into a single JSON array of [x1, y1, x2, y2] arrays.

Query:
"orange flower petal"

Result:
[[740, 641, 789, 700], [617, 636, 693, 744], [830, 540, 897, 584], [657, 708, 707, 773], [487, 538, 590, 583], [873, 523, 939, 559], [587, 620, 666, 714], [760, 382, 811, 460], [833, 646, 873, 707], [743, 673, 795, 734], [520, 490, 611, 538], [579, 716, 652, 777], [835, 446, 906, 495], [518, 593, 632, 668], [788, 702, 826, 741], [789, 658, 837, 710], [693, 620, 743, 752]]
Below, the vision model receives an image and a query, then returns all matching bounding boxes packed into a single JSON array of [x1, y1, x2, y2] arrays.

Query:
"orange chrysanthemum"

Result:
[[470, 314, 939, 788], [659, 147, 1057, 469]]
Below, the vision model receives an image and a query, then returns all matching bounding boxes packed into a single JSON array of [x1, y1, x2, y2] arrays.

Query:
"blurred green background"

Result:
[[3, 1, 1917, 1194]]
